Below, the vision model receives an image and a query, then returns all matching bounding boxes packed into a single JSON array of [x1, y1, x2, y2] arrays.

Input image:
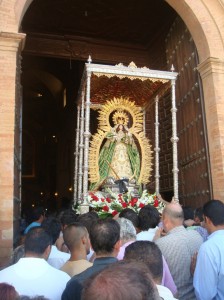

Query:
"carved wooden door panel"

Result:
[[163, 17, 212, 207]]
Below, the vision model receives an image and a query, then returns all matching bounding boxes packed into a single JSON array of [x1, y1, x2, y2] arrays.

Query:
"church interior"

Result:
[[20, 0, 212, 213]]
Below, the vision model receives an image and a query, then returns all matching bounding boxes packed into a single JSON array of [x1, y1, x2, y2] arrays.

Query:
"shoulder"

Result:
[[0, 263, 15, 278], [67, 265, 94, 286]]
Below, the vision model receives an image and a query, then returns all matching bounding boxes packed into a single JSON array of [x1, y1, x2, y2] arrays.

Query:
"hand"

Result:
[[153, 227, 164, 241]]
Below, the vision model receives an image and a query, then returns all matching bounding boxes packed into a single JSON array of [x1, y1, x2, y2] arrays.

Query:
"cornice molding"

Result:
[[197, 57, 224, 79], [0, 32, 26, 51]]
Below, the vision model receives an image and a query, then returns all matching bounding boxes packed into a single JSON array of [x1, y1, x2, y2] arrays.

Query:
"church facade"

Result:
[[0, 0, 224, 267]]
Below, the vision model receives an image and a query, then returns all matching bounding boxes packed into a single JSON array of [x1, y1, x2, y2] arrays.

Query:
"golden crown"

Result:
[[112, 110, 129, 126]]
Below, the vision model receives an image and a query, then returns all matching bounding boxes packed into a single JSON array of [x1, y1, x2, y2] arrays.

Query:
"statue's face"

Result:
[[118, 124, 124, 130]]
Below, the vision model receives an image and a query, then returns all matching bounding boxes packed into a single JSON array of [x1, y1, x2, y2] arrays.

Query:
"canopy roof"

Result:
[[78, 60, 178, 108]]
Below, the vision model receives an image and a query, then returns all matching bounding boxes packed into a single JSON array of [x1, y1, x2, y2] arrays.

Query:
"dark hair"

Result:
[[124, 241, 163, 282], [32, 207, 45, 221], [119, 208, 139, 228], [203, 200, 224, 226], [41, 217, 61, 244], [24, 227, 52, 255], [63, 222, 88, 251], [90, 219, 120, 254], [182, 206, 194, 220], [82, 261, 159, 300], [77, 211, 99, 233], [138, 205, 160, 230], [59, 209, 77, 227], [0, 283, 19, 300], [194, 207, 204, 222]]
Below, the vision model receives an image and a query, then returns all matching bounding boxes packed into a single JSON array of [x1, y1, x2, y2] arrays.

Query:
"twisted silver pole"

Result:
[[171, 79, 179, 202], [73, 105, 80, 204], [154, 95, 160, 196]]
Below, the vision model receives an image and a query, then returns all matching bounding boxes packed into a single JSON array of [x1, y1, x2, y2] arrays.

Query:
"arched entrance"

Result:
[[0, 0, 224, 267]]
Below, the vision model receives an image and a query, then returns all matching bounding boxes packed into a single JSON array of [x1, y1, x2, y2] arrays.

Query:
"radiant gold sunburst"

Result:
[[89, 97, 153, 186], [112, 110, 129, 126]]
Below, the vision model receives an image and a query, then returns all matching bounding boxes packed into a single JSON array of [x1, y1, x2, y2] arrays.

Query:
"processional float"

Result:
[[73, 57, 178, 213]]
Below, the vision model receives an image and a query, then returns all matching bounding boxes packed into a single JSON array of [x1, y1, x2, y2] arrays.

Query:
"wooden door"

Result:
[[165, 17, 212, 207], [146, 17, 212, 208]]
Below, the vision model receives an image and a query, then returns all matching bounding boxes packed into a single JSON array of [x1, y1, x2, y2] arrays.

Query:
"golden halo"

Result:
[[112, 110, 129, 126]]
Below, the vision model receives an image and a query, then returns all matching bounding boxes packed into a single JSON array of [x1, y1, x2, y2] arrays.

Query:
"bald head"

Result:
[[163, 203, 184, 229], [63, 223, 88, 252]]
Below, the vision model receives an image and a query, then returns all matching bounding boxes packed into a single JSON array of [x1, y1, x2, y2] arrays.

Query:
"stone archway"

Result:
[[0, 0, 224, 267]]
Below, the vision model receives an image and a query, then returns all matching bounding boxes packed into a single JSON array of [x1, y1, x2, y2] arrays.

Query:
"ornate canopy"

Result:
[[78, 60, 176, 108], [74, 58, 178, 209]]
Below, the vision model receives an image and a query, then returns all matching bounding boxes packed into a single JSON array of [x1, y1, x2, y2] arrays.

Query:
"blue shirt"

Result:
[[193, 229, 224, 300], [24, 221, 41, 234]]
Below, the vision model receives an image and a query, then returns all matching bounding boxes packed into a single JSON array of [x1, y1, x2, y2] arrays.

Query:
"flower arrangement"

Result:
[[85, 189, 165, 219]]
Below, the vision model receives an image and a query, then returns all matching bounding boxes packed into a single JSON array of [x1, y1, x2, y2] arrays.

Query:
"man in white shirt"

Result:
[[136, 204, 160, 241], [42, 216, 70, 269], [0, 227, 70, 300], [124, 240, 178, 300]]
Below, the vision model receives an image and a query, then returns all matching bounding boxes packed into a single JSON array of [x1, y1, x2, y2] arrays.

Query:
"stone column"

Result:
[[0, 32, 26, 267], [197, 57, 224, 200]]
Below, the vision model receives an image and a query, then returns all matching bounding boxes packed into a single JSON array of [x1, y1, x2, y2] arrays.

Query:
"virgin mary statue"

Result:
[[88, 98, 152, 192]]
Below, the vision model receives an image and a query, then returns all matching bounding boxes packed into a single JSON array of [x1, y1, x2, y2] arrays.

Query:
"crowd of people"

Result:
[[0, 198, 224, 300]]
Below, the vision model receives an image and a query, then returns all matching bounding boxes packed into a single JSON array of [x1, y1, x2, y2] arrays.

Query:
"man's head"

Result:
[[82, 261, 160, 300], [31, 207, 45, 223], [138, 205, 160, 231], [41, 217, 61, 245], [116, 217, 136, 244], [0, 283, 19, 300], [203, 200, 224, 233], [162, 203, 184, 232], [59, 209, 77, 229], [119, 208, 139, 230], [77, 211, 99, 234], [63, 222, 90, 255], [124, 241, 163, 284], [194, 207, 204, 224], [24, 227, 52, 259], [90, 218, 120, 256]]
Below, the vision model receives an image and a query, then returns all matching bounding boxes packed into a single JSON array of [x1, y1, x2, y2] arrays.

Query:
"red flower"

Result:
[[139, 203, 145, 208], [91, 195, 99, 201], [154, 200, 159, 207], [112, 210, 118, 217], [122, 202, 127, 208], [102, 205, 109, 212], [106, 197, 111, 203], [129, 198, 138, 207], [132, 198, 138, 204], [118, 194, 123, 202]]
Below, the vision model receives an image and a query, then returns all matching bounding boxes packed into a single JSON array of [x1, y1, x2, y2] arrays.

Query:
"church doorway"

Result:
[[20, 0, 211, 216]]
